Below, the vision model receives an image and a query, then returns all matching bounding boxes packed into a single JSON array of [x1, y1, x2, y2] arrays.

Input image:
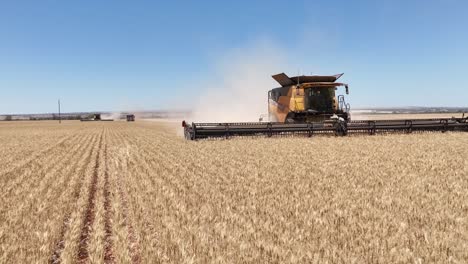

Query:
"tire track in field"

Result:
[[103, 143, 114, 263], [111, 128, 141, 264], [117, 179, 141, 264], [49, 132, 100, 264], [77, 131, 103, 263], [116, 127, 190, 262]]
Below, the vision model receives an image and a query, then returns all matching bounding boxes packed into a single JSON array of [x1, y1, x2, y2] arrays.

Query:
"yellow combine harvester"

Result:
[[268, 73, 349, 123], [182, 73, 468, 140]]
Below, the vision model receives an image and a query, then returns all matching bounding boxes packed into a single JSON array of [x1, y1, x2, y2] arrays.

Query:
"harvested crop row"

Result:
[[107, 128, 141, 263], [50, 132, 102, 263], [0, 129, 99, 263], [56, 129, 104, 263]]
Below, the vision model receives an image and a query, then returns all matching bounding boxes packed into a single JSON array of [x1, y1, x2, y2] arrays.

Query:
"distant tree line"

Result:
[[1, 114, 84, 121]]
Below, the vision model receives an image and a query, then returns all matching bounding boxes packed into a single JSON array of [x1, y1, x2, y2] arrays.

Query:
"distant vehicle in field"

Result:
[[80, 114, 113, 122], [126, 114, 135, 122]]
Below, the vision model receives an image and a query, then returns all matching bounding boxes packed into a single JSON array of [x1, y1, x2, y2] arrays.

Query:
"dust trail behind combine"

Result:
[[189, 41, 289, 123]]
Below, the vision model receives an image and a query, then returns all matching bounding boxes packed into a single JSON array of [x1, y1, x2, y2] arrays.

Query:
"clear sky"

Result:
[[1, 0, 467, 114]]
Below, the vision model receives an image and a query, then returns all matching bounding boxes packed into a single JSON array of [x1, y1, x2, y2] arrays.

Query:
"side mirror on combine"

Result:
[[182, 120, 187, 127], [345, 85, 349, 95]]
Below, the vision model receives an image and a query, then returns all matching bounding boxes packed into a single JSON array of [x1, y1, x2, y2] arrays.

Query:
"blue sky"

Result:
[[1, 0, 467, 114]]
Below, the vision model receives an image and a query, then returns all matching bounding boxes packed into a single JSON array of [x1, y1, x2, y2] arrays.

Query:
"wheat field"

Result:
[[0, 120, 467, 263]]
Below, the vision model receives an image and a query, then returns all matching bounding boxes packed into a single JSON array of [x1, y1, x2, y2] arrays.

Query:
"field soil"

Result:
[[0, 120, 467, 263]]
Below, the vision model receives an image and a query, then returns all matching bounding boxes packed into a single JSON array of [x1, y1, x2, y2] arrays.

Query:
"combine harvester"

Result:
[[182, 73, 468, 140], [80, 114, 114, 122], [126, 114, 135, 122]]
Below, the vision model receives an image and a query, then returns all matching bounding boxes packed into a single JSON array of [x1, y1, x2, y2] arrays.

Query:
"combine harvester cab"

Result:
[[268, 72, 350, 123], [182, 73, 468, 140]]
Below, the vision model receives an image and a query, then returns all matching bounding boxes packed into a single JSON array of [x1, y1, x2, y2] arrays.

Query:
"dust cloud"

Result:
[[101, 112, 122, 120], [189, 41, 289, 123]]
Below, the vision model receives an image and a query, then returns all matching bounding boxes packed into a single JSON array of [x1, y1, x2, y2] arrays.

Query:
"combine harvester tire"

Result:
[[182, 117, 468, 140]]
